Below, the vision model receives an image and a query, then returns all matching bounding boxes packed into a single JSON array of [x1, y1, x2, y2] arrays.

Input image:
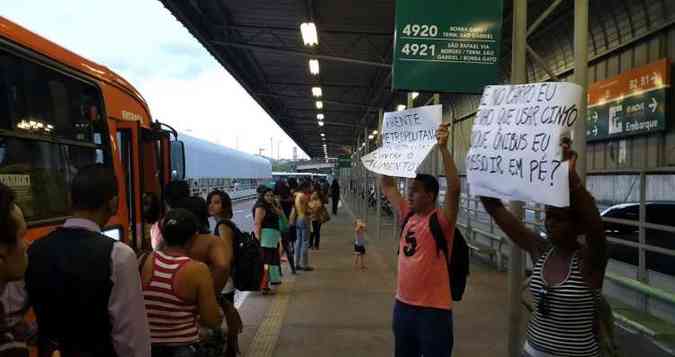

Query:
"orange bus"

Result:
[[0, 16, 186, 247]]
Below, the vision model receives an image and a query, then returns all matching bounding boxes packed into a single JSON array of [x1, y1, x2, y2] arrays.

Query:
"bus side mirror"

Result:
[[171, 140, 186, 180]]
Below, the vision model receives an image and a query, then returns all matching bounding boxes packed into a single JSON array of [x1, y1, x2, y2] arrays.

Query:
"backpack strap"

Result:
[[399, 211, 415, 237], [138, 252, 151, 276], [428, 212, 449, 259], [215, 219, 241, 237]]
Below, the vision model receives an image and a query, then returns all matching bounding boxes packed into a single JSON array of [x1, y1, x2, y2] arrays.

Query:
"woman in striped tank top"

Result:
[[141, 208, 223, 357], [481, 146, 608, 357]]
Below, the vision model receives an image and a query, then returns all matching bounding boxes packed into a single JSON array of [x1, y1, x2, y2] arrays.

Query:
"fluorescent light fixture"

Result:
[[397, 104, 406, 111], [317, 113, 324, 120], [368, 134, 374, 140], [309, 59, 320, 75], [320, 133, 325, 137], [316, 101, 323, 109], [312, 87, 322, 97], [411, 92, 419, 100], [372, 130, 378, 135], [318, 121, 324, 127], [300, 22, 318, 46]]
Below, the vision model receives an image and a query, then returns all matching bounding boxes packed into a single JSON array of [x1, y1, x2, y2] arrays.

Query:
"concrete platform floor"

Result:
[[235, 199, 509, 357]]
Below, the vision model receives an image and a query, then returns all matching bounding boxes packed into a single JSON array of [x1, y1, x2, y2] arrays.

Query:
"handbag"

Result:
[[318, 207, 331, 224], [278, 215, 289, 233]]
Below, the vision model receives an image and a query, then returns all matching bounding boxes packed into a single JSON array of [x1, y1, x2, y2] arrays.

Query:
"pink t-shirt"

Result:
[[397, 201, 455, 310]]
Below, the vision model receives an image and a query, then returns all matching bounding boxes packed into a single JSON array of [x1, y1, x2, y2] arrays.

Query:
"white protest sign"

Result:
[[466, 82, 582, 207], [361, 104, 442, 178]]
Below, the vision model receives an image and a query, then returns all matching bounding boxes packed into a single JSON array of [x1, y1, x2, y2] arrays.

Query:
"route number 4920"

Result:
[[402, 24, 439, 37]]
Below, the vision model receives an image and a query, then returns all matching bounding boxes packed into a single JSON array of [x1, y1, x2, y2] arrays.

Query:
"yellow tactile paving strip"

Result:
[[245, 276, 296, 357]]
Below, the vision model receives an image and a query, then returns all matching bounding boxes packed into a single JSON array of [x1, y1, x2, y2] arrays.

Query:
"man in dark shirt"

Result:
[[25, 164, 150, 357]]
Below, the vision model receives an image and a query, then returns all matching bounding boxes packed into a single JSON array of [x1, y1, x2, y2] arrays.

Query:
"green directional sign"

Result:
[[393, 0, 504, 94], [337, 155, 352, 168], [587, 89, 667, 141]]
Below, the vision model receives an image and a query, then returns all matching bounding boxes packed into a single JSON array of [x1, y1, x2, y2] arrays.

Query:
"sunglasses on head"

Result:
[[538, 285, 551, 318]]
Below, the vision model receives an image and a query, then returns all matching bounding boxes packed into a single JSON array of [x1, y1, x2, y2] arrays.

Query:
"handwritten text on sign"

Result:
[[466, 82, 582, 207], [362, 105, 442, 178]]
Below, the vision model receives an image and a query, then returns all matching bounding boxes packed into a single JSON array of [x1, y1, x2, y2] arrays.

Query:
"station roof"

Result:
[[158, 0, 671, 159]]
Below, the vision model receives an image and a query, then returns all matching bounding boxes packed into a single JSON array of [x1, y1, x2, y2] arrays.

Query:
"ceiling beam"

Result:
[[255, 92, 380, 109], [268, 81, 373, 89], [212, 41, 391, 68], [220, 24, 391, 37]]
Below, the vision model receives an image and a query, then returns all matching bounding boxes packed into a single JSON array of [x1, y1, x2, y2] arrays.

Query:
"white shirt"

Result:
[[62, 218, 151, 357]]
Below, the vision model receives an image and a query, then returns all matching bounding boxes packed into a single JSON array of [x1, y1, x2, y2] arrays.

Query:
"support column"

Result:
[[432, 94, 441, 184], [376, 109, 384, 240], [364, 127, 369, 227], [354, 137, 360, 209], [509, 0, 528, 356], [573, 0, 589, 184]]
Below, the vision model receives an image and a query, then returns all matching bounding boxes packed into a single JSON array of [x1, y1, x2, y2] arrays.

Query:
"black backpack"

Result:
[[400, 211, 470, 301], [215, 220, 264, 292]]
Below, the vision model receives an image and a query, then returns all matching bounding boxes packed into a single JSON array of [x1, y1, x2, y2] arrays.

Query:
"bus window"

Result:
[[0, 49, 110, 223], [171, 140, 185, 180]]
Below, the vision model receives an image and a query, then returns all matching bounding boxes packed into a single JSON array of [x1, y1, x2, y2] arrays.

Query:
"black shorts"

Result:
[[262, 247, 281, 266], [354, 244, 366, 255]]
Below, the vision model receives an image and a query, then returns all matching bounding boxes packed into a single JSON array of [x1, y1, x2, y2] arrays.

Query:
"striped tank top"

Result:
[[143, 251, 199, 345], [527, 248, 600, 357]]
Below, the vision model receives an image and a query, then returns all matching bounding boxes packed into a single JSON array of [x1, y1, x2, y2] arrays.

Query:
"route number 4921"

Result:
[[402, 24, 439, 37], [401, 43, 436, 57]]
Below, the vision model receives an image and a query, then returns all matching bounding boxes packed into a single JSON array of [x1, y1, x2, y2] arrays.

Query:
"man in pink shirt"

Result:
[[381, 123, 460, 357]]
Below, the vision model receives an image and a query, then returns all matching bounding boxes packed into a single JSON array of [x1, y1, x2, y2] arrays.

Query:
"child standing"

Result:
[[354, 219, 367, 270]]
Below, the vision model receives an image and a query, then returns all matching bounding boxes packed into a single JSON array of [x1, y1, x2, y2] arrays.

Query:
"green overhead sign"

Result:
[[587, 90, 667, 141], [337, 155, 352, 169], [392, 0, 504, 94], [586, 59, 670, 141]]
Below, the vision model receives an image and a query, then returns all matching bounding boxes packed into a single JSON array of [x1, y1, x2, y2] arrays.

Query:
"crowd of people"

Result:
[[0, 165, 336, 356], [0, 123, 611, 357]]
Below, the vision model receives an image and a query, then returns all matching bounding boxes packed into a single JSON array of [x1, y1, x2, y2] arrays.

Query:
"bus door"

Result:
[[113, 120, 142, 248], [140, 126, 172, 250]]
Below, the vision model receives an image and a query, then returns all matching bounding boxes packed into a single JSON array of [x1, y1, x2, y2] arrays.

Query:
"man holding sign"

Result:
[[381, 123, 460, 357]]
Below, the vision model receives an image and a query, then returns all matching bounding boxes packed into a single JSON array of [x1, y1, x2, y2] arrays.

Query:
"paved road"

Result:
[[615, 324, 673, 356]]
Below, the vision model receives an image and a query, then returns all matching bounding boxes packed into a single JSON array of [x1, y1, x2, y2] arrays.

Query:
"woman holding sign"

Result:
[[480, 145, 608, 357]]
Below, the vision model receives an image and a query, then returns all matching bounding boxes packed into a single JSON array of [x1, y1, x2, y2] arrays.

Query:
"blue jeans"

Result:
[[151, 344, 200, 357], [393, 300, 453, 357], [294, 217, 310, 268]]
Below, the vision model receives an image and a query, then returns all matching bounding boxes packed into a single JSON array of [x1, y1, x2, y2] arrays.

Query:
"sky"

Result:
[[2, 0, 309, 160]]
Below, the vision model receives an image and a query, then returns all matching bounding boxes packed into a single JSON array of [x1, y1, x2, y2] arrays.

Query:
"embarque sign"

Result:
[[466, 82, 584, 207], [393, 0, 504, 93], [587, 59, 670, 141]]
